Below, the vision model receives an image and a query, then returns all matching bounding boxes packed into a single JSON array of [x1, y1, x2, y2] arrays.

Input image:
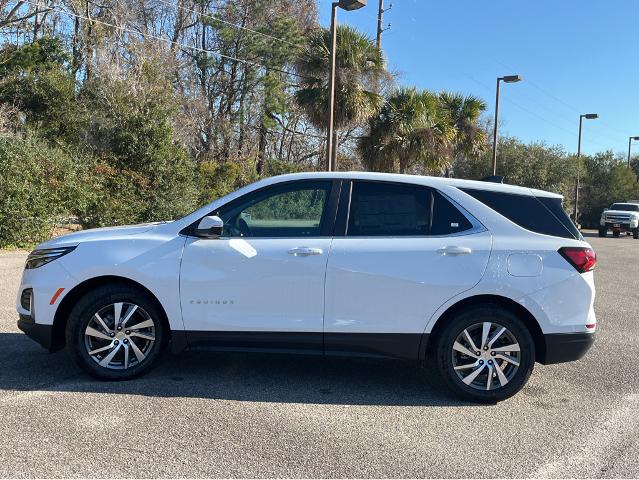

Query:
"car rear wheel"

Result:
[[598, 227, 607, 237], [633, 228, 638, 239], [66, 284, 166, 380], [613, 230, 620, 237], [434, 305, 535, 403]]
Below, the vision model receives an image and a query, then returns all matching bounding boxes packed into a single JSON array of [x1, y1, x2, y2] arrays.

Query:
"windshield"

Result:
[[609, 203, 639, 211]]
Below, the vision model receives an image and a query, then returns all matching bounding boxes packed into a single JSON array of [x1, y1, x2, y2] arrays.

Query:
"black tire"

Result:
[[434, 305, 535, 403], [633, 228, 639, 239], [613, 230, 620, 238], [598, 227, 607, 237], [65, 283, 166, 380]]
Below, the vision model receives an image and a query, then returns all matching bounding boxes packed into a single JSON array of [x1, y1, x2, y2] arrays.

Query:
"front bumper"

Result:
[[539, 332, 595, 364], [603, 222, 633, 230], [17, 314, 54, 351], [601, 216, 638, 229]]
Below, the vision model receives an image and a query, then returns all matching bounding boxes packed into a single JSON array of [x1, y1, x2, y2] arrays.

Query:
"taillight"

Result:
[[558, 247, 597, 273]]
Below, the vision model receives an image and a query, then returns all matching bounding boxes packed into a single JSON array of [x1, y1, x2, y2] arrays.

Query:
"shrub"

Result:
[[0, 135, 96, 248], [79, 153, 197, 229], [197, 160, 244, 207], [76, 60, 198, 227]]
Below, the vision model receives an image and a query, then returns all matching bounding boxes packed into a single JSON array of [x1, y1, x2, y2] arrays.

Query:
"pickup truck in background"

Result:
[[599, 202, 639, 238]]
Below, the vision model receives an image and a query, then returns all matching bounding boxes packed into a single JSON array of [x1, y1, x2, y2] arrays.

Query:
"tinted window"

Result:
[[610, 203, 639, 211], [219, 181, 332, 237], [347, 182, 472, 237], [461, 188, 580, 240], [431, 191, 473, 235]]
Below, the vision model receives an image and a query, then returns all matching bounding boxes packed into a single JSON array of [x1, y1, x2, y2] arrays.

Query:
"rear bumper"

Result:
[[17, 314, 53, 351], [539, 332, 595, 364]]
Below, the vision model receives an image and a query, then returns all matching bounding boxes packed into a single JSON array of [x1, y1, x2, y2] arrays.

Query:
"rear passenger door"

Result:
[[324, 180, 492, 360]]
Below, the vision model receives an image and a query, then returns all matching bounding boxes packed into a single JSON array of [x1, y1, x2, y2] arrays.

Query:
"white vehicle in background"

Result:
[[16, 172, 596, 402], [599, 202, 639, 238]]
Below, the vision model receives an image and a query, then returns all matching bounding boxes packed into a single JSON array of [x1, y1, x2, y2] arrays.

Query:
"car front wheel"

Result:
[[434, 305, 535, 403], [66, 284, 165, 380]]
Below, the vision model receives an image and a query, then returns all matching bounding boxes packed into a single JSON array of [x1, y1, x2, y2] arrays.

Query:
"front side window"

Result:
[[346, 181, 473, 237], [218, 181, 332, 238]]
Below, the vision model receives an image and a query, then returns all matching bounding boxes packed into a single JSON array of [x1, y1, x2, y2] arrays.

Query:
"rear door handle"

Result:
[[288, 247, 323, 257], [437, 245, 472, 256]]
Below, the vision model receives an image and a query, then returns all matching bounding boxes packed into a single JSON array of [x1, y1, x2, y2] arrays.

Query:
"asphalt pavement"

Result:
[[0, 232, 637, 478]]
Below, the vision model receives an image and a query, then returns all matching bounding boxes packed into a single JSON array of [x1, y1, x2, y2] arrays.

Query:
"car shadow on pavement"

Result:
[[0, 332, 479, 407]]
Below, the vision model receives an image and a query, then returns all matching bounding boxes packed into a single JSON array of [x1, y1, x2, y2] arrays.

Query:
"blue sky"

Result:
[[318, 0, 639, 156]]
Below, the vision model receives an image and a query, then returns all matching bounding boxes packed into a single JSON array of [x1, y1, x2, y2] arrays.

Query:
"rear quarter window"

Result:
[[461, 188, 580, 240]]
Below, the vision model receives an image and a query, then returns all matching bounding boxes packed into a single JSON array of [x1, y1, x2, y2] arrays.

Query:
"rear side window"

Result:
[[346, 181, 473, 236], [348, 182, 430, 236], [461, 188, 580, 240], [431, 191, 473, 235]]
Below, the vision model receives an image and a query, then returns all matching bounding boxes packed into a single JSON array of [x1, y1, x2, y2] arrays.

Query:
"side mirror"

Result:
[[603, 208, 609, 212], [194, 215, 224, 238]]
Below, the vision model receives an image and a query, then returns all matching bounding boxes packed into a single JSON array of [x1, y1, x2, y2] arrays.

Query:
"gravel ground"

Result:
[[0, 232, 637, 478]]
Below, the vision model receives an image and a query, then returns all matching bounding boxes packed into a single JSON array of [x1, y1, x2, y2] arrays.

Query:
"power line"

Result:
[[463, 73, 612, 151], [16, 0, 308, 80], [490, 57, 626, 140], [521, 78, 624, 141], [152, 0, 300, 48]]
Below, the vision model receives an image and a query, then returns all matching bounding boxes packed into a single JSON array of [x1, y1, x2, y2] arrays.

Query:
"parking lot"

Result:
[[0, 232, 637, 478]]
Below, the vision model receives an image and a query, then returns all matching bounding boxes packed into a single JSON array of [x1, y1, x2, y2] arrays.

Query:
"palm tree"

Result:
[[359, 87, 454, 174], [438, 92, 488, 163], [295, 25, 387, 159]]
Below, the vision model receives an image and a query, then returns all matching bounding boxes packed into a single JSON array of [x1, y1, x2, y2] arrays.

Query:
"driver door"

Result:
[[179, 179, 339, 351]]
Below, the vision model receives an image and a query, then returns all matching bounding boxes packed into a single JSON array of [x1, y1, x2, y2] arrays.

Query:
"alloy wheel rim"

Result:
[[84, 302, 156, 370], [451, 321, 521, 391]]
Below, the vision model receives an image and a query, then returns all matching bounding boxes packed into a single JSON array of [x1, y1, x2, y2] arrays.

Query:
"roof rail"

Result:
[[480, 175, 505, 184]]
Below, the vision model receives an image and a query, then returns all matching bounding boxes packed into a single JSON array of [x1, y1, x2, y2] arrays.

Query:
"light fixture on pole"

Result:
[[628, 136, 639, 168], [573, 113, 598, 223], [491, 75, 522, 176], [326, 0, 367, 172]]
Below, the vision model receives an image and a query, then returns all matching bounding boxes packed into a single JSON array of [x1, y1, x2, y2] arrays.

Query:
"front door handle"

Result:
[[437, 245, 472, 256], [288, 247, 323, 257]]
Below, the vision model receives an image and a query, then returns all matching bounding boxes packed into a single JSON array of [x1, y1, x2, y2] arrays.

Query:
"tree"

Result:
[[358, 87, 453, 174], [295, 24, 387, 160], [438, 92, 487, 165], [0, 37, 80, 142], [455, 136, 570, 188], [579, 152, 639, 227], [77, 54, 197, 227]]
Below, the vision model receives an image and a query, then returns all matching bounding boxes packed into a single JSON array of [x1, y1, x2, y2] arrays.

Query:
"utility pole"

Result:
[[376, 0, 383, 50]]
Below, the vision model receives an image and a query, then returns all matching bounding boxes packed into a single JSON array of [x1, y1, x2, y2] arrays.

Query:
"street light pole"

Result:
[[491, 75, 522, 176], [326, 2, 339, 172], [628, 136, 639, 168], [325, 0, 367, 172], [573, 113, 598, 223]]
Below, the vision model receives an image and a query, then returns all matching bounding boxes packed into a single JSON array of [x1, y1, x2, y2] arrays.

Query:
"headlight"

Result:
[[25, 246, 76, 269]]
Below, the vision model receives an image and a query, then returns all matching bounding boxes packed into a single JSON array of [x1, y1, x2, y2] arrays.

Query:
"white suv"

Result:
[[16, 172, 596, 402]]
